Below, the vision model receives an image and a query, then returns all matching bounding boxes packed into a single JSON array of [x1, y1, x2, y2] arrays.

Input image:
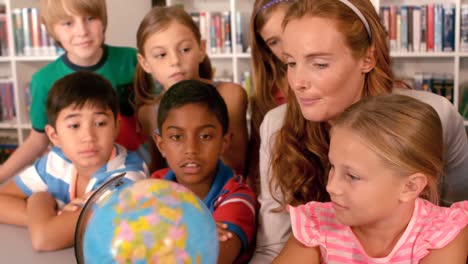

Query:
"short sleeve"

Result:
[[413, 200, 468, 259], [212, 176, 257, 250], [14, 154, 49, 196], [288, 202, 324, 247]]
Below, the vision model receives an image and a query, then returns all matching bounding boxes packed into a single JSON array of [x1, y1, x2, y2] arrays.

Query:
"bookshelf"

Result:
[[0, 0, 151, 147], [168, 0, 468, 126], [377, 0, 468, 126], [166, 0, 253, 91]]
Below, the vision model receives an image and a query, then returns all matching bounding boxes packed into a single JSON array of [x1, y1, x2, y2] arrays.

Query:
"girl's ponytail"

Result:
[[133, 63, 157, 109]]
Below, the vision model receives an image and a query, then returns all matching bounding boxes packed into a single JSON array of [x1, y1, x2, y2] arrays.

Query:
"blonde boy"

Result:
[[0, 0, 141, 183]]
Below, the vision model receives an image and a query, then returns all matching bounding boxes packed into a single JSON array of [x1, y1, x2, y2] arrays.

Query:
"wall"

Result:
[[106, 0, 152, 48]]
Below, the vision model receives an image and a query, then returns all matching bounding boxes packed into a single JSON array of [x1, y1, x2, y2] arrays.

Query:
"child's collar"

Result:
[[62, 45, 108, 72]]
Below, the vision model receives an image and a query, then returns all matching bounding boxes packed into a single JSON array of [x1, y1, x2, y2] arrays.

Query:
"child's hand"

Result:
[[58, 192, 93, 215], [216, 221, 233, 242]]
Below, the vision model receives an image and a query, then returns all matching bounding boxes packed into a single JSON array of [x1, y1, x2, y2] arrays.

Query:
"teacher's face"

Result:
[[283, 16, 371, 123]]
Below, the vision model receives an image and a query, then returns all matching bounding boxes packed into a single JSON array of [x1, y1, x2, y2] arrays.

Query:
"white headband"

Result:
[[338, 0, 372, 39]]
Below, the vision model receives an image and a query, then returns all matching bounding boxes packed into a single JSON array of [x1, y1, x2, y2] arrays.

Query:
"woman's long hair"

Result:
[[271, 0, 394, 208]]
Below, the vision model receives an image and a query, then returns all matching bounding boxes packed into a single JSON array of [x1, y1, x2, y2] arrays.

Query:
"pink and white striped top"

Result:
[[289, 199, 468, 264]]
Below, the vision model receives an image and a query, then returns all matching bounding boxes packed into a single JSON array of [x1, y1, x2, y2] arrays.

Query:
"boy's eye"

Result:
[[199, 134, 213, 140], [169, 134, 182, 141], [86, 16, 95, 21], [181, 47, 191, 53], [68, 123, 79, 129], [61, 21, 72, 26], [95, 121, 107, 127]]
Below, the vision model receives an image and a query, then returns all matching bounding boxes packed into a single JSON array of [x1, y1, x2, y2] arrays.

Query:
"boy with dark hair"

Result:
[[0, 72, 147, 251], [151, 79, 257, 264], [0, 0, 143, 183]]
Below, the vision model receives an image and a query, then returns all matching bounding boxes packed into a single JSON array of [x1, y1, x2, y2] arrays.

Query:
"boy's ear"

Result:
[[153, 133, 166, 158], [219, 132, 232, 155], [45, 124, 60, 147], [361, 46, 376, 73], [137, 53, 152, 74], [199, 39, 207, 63], [399, 172, 428, 202]]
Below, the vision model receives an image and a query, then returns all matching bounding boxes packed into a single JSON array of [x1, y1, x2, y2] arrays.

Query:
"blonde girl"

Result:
[[274, 94, 468, 263]]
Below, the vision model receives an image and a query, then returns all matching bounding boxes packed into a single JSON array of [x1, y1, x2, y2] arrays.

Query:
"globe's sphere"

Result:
[[77, 178, 219, 263]]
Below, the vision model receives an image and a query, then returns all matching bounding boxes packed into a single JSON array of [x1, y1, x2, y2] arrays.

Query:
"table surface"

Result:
[[0, 223, 75, 263]]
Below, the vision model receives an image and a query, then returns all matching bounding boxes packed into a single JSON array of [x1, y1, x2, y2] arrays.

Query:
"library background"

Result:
[[0, 0, 467, 163]]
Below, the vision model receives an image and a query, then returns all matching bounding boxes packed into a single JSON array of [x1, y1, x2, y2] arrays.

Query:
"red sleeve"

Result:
[[212, 176, 258, 251], [150, 168, 170, 179]]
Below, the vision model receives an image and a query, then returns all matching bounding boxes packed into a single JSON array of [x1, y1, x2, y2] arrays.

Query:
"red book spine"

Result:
[[215, 14, 222, 53], [427, 4, 434, 52]]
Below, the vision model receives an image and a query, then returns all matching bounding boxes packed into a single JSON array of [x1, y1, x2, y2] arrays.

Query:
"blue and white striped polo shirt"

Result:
[[14, 144, 148, 208]]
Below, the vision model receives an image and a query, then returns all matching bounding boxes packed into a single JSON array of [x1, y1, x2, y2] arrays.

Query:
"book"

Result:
[[422, 73, 433, 92], [442, 4, 455, 52], [413, 7, 421, 52], [400, 6, 408, 52], [21, 8, 31, 56], [443, 74, 454, 103], [431, 73, 445, 97], [421, 5, 427, 51], [235, 11, 243, 53], [407, 6, 413, 52], [433, 4, 443, 52], [461, 87, 468, 118], [426, 4, 435, 52], [461, 5, 468, 52], [0, 144, 17, 163], [222, 12, 231, 54], [389, 6, 397, 52]]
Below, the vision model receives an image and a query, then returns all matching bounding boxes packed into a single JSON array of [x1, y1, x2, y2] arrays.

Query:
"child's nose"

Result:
[[169, 52, 181, 67], [184, 137, 199, 155], [81, 126, 96, 142], [326, 171, 342, 196], [75, 20, 89, 36]]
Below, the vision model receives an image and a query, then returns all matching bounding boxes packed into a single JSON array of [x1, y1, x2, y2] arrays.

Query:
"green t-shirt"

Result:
[[30, 45, 137, 131]]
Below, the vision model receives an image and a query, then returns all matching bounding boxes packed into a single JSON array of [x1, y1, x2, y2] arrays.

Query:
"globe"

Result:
[[74, 175, 219, 264]]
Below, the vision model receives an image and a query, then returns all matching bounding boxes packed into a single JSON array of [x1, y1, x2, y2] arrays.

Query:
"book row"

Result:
[[0, 5, 8, 56], [0, 81, 16, 122], [11, 7, 63, 57], [0, 144, 17, 163], [460, 5, 468, 52], [190, 11, 247, 55], [403, 73, 454, 103], [379, 4, 455, 53]]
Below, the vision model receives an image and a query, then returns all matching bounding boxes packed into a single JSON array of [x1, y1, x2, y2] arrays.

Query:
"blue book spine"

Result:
[[235, 12, 243, 53], [442, 4, 455, 52], [400, 6, 408, 52]]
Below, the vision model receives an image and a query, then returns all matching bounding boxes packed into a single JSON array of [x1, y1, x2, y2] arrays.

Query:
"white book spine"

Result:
[[21, 8, 31, 56], [413, 7, 421, 52]]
